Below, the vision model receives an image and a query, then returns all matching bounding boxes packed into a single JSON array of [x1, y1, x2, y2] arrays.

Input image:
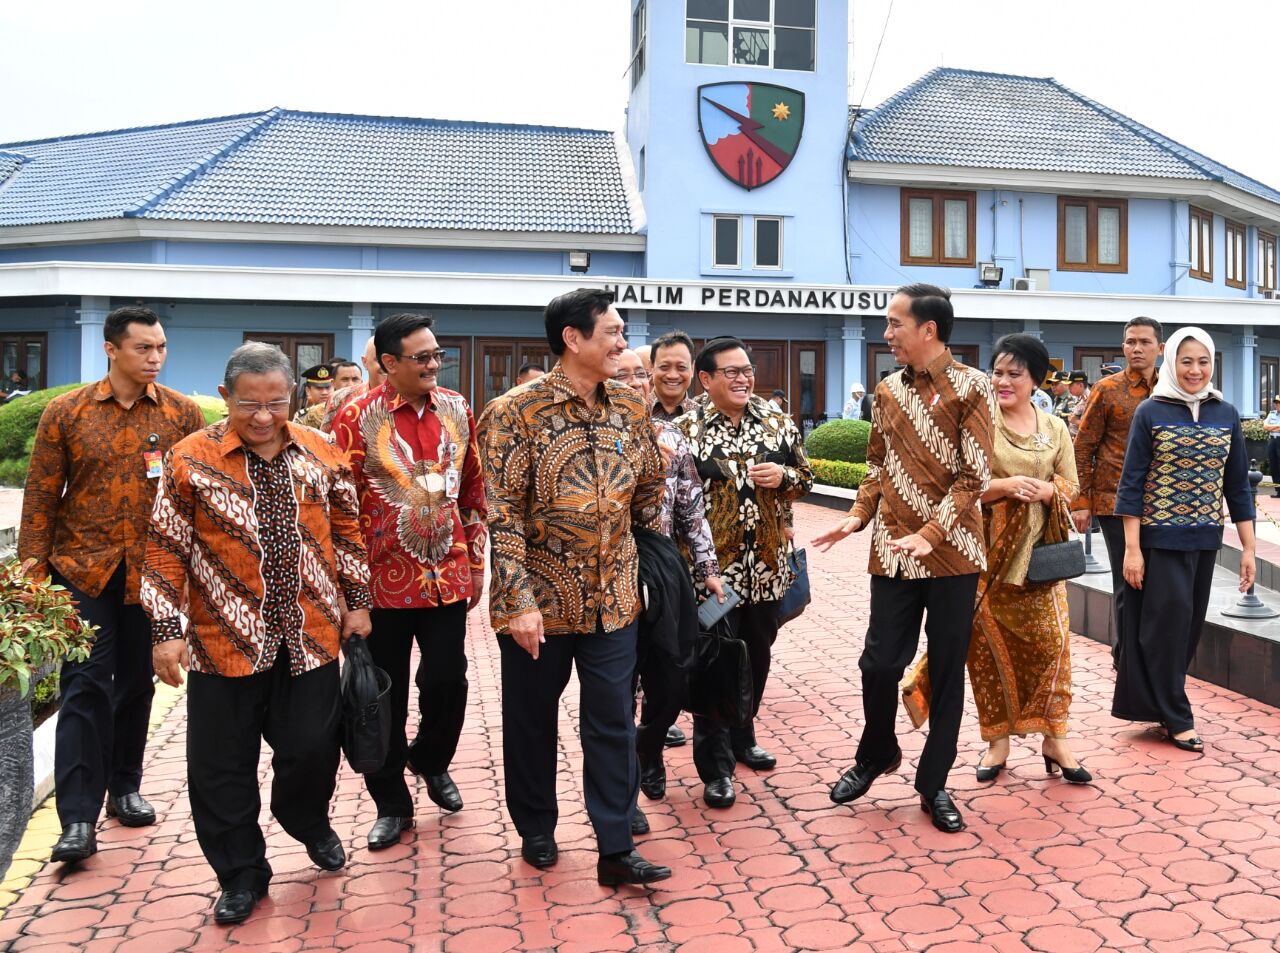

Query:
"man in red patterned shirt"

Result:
[[331, 313, 487, 851]]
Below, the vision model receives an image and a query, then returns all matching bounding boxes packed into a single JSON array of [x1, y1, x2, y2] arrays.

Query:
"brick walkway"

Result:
[[4, 501, 1280, 951]]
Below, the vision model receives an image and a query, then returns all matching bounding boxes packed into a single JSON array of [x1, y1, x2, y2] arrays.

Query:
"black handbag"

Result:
[[687, 620, 753, 728], [777, 547, 811, 626], [1026, 539, 1085, 584], [340, 636, 392, 774], [1025, 493, 1084, 584]]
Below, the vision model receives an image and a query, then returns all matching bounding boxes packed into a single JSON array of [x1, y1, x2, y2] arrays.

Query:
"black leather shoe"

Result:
[[664, 725, 686, 748], [639, 757, 667, 800], [597, 850, 672, 885], [305, 830, 346, 871], [50, 823, 97, 863], [105, 791, 156, 827], [521, 834, 558, 869], [735, 745, 777, 771], [213, 887, 263, 925], [920, 790, 966, 833], [367, 816, 413, 851], [703, 777, 736, 808], [630, 808, 650, 836], [425, 772, 463, 813], [829, 751, 903, 804]]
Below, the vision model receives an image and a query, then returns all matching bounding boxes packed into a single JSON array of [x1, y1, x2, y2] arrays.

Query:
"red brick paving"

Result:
[[5, 501, 1280, 950]]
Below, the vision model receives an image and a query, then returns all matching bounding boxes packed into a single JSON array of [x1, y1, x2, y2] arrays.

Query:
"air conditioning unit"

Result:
[[1264, 289, 1278, 300], [1011, 277, 1036, 291]]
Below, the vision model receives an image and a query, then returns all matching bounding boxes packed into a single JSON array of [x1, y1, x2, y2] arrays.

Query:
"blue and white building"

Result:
[[2, 0, 1279, 419]]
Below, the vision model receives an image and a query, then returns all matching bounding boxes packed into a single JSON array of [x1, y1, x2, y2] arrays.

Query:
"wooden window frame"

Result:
[[1226, 220, 1247, 290], [1260, 230, 1278, 292], [899, 188, 976, 267], [0, 332, 48, 392], [1056, 196, 1128, 273], [1189, 206, 1213, 282], [1261, 356, 1279, 413]]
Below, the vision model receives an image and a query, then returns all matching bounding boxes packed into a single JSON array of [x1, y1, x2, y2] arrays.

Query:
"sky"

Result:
[[3, 0, 1277, 188]]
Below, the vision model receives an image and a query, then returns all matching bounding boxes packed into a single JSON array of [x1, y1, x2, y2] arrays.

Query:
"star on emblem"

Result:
[[771, 102, 791, 121]]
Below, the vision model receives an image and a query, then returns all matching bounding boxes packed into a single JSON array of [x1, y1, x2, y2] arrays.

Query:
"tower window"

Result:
[[686, 0, 816, 71]]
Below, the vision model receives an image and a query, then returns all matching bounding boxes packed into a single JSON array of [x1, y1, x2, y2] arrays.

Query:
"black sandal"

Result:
[[1167, 730, 1204, 752]]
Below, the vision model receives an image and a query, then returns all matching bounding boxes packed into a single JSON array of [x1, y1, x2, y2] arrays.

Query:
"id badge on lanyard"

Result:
[[143, 433, 162, 479]]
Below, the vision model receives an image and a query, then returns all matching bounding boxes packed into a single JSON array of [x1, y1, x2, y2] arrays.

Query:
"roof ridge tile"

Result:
[[0, 109, 278, 151]]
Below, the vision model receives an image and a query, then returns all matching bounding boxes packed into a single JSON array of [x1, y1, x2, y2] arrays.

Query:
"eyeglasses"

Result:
[[711, 364, 756, 381], [234, 399, 291, 416], [398, 349, 448, 366], [613, 370, 651, 383]]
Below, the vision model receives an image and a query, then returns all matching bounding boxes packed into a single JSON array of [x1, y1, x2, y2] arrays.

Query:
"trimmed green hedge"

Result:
[[0, 384, 83, 460], [191, 393, 227, 424], [811, 458, 867, 490], [806, 419, 871, 464]]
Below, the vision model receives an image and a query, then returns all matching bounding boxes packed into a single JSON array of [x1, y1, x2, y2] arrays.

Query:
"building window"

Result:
[[1189, 206, 1213, 281], [685, 0, 816, 71], [900, 189, 975, 266], [1260, 230, 1277, 292], [713, 215, 741, 268], [630, 1, 646, 89], [755, 216, 782, 268], [0, 333, 46, 393], [1057, 196, 1127, 273], [637, 147, 645, 191], [1262, 357, 1279, 413], [1226, 220, 1246, 290]]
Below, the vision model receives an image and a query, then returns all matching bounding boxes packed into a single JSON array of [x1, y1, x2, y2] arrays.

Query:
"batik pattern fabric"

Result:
[[850, 349, 996, 579], [19, 378, 205, 603], [967, 407, 1078, 741], [1071, 368, 1152, 517], [331, 382, 486, 609], [479, 364, 665, 636], [675, 395, 813, 603], [655, 419, 718, 581], [651, 398, 696, 424], [141, 421, 371, 678]]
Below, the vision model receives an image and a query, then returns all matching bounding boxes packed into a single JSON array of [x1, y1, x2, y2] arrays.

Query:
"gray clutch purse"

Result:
[[1025, 538, 1085, 584]]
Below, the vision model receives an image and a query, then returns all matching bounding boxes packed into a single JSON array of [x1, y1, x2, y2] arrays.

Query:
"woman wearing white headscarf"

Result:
[[1112, 327, 1256, 753]]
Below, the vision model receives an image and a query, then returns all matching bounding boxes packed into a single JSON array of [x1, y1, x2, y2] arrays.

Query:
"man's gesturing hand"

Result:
[[812, 515, 862, 552], [153, 641, 190, 687], [509, 609, 546, 660]]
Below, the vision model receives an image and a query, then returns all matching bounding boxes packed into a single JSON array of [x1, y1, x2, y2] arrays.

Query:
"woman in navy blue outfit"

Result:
[[1112, 327, 1256, 753]]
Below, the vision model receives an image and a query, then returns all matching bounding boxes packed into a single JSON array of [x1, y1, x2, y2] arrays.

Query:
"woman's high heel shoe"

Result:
[[975, 761, 1005, 783], [1043, 754, 1092, 784]]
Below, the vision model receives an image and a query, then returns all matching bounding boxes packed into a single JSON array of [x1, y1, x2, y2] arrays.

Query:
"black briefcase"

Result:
[[687, 620, 753, 728], [340, 636, 392, 774]]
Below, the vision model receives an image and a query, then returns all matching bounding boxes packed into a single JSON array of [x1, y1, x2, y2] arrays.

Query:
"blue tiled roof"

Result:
[[850, 68, 1280, 207], [0, 109, 636, 233]]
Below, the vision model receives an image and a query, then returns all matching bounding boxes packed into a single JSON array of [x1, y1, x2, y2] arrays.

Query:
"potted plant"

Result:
[[0, 558, 96, 879]]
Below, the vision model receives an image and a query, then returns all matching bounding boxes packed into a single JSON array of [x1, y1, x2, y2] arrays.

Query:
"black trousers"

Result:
[[186, 653, 340, 894], [692, 601, 779, 783], [499, 619, 638, 857], [364, 601, 469, 816], [635, 640, 684, 764], [53, 564, 155, 826], [1097, 515, 1127, 652], [1112, 547, 1215, 734], [1268, 437, 1280, 491], [857, 573, 978, 797]]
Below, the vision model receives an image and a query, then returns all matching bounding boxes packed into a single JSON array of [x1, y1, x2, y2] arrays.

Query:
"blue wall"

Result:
[[0, 239, 643, 278], [847, 184, 1259, 299], [627, 0, 850, 285]]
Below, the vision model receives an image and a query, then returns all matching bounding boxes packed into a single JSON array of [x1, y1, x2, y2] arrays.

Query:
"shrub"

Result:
[[0, 458, 28, 488], [810, 458, 867, 490], [0, 384, 83, 460], [190, 393, 227, 424], [806, 419, 871, 464], [1241, 418, 1269, 442], [0, 558, 96, 697]]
